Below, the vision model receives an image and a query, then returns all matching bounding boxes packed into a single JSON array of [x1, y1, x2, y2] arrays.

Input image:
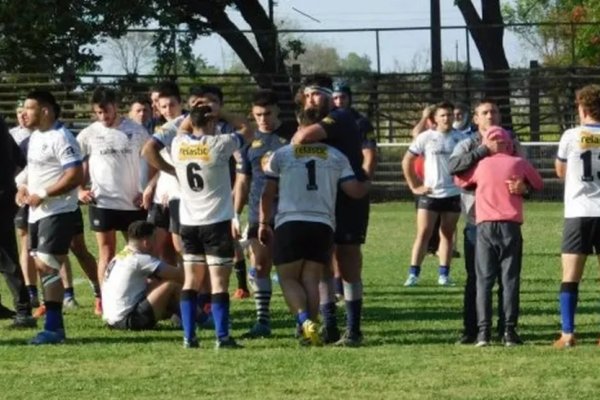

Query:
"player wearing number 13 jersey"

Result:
[[554, 84, 600, 348], [170, 105, 249, 349]]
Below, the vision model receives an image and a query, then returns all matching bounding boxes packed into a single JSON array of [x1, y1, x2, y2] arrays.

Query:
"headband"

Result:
[[304, 86, 333, 97]]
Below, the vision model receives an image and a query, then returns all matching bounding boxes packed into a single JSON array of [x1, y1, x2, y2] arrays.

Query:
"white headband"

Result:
[[304, 86, 333, 97]]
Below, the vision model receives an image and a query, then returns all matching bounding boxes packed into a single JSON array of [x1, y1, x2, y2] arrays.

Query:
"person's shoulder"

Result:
[[78, 121, 101, 136], [120, 118, 147, 133]]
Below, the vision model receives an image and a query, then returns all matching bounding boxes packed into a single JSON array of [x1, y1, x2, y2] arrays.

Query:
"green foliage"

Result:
[[503, 0, 600, 66]]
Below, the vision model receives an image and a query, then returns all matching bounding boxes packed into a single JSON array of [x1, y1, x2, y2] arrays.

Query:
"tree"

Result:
[[105, 32, 155, 75], [455, 0, 513, 126], [340, 52, 372, 73], [503, 0, 600, 66]]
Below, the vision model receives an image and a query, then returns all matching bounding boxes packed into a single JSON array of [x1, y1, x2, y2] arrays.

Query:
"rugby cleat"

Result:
[[437, 275, 455, 287], [302, 320, 322, 346], [334, 330, 363, 347], [183, 337, 199, 349], [403, 274, 419, 287], [241, 322, 272, 339], [8, 314, 37, 329], [215, 337, 243, 349], [0, 304, 16, 320], [319, 324, 341, 344], [29, 329, 66, 345], [553, 335, 576, 349]]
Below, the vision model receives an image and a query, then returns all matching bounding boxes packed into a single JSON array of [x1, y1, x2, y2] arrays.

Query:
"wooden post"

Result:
[[529, 60, 540, 142]]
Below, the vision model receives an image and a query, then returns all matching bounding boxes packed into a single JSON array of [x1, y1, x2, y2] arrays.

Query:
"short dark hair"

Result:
[[303, 73, 333, 90], [157, 81, 181, 103], [252, 89, 279, 107], [190, 105, 215, 128], [433, 101, 454, 114], [26, 90, 60, 118], [127, 221, 156, 240], [189, 84, 224, 103], [91, 86, 119, 108], [474, 97, 498, 110], [129, 94, 151, 108]]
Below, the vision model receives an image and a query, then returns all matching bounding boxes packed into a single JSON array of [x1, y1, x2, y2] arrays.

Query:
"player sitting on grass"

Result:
[[102, 221, 183, 330]]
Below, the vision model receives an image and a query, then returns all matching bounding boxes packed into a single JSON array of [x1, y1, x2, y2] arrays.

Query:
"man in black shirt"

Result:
[[292, 74, 370, 346], [0, 116, 36, 327]]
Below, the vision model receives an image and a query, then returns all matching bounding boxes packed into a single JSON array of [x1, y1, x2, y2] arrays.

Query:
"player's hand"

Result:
[[161, 193, 169, 207], [78, 189, 95, 204], [27, 194, 43, 207], [15, 186, 29, 207], [133, 192, 143, 208], [258, 224, 273, 246], [411, 185, 432, 196], [142, 185, 155, 210], [422, 105, 435, 121], [231, 216, 242, 240], [506, 176, 527, 195], [485, 139, 506, 155]]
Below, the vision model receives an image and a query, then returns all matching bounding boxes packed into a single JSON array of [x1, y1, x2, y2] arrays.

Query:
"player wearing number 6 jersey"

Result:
[[259, 108, 369, 346], [170, 105, 251, 349], [554, 85, 600, 348]]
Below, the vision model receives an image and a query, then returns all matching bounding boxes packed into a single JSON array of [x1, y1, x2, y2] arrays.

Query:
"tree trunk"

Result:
[[456, 0, 513, 128]]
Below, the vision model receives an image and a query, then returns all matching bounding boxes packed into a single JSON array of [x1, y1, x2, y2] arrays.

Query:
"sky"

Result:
[[100, 0, 529, 74]]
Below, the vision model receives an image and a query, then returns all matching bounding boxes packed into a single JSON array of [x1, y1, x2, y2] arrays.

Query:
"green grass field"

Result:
[[2, 202, 600, 399]]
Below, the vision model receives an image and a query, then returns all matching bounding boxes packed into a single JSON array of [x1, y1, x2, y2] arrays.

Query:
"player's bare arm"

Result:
[[141, 139, 176, 176], [258, 179, 277, 246], [402, 151, 431, 196], [28, 164, 83, 207]]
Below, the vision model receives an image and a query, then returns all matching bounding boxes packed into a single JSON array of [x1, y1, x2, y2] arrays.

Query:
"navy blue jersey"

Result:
[[348, 108, 376, 150], [318, 108, 366, 181]]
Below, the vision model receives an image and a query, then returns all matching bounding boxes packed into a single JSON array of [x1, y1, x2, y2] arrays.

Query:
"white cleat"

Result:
[[437, 275, 456, 287], [403, 274, 419, 287]]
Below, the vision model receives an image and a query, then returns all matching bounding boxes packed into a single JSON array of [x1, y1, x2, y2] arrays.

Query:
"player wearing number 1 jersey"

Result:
[[554, 85, 600, 348], [259, 108, 369, 346], [171, 105, 250, 349]]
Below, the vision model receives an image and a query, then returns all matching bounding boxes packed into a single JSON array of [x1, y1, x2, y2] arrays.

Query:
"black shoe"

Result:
[[334, 330, 363, 347], [0, 304, 16, 320], [215, 336, 243, 349], [319, 325, 341, 344], [183, 337, 199, 349], [8, 314, 37, 329], [475, 330, 491, 347], [456, 333, 477, 345], [502, 329, 523, 347]]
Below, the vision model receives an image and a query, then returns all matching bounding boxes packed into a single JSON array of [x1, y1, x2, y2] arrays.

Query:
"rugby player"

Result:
[[234, 89, 296, 338], [15, 90, 84, 344], [260, 107, 369, 346], [292, 74, 368, 346], [402, 101, 465, 287], [553, 84, 600, 348], [77, 87, 150, 293], [102, 221, 183, 331], [170, 105, 251, 349]]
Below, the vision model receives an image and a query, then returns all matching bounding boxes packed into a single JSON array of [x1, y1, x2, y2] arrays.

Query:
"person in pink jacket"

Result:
[[455, 126, 543, 347]]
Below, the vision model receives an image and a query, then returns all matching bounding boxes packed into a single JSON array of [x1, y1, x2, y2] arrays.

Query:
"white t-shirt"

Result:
[[26, 125, 82, 223], [171, 132, 244, 226], [78, 119, 150, 210], [9, 126, 31, 145], [152, 116, 185, 204], [101, 246, 164, 325], [557, 124, 600, 217], [265, 144, 355, 229], [408, 129, 466, 198]]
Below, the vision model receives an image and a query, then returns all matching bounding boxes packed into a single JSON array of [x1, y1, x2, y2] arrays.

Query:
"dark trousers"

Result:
[[463, 223, 505, 336], [475, 221, 522, 331], [0, 195, 31, 316]]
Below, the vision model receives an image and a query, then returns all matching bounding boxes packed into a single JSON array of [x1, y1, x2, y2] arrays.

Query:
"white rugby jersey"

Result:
[[78, 119, 149, 210], [557, 124, 600, 217], [152, 115, 185, 203], [171, 132, 244, 225], [408, 129, 466, 198], [27, 124, 82, 223], [101, 246, 164, 325], [9, 126, 31, 145], [265, 143, 356, 229]]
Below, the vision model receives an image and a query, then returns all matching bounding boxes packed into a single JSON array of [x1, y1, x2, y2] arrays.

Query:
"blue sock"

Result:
[[44, 301, 63, 332], [320, 302, 337, 328], [346, 299, 363, 335], [64, 287, 75, 299], [212, 292, 230, 340], [438, 266, 449, 277], [334, 277, 344, 296], [409, 265, 421, 277], [180, 290, 198, 341], [559, 282, 579, 334], [297, 311, 310, 325], [343, 281, 363, 335]]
